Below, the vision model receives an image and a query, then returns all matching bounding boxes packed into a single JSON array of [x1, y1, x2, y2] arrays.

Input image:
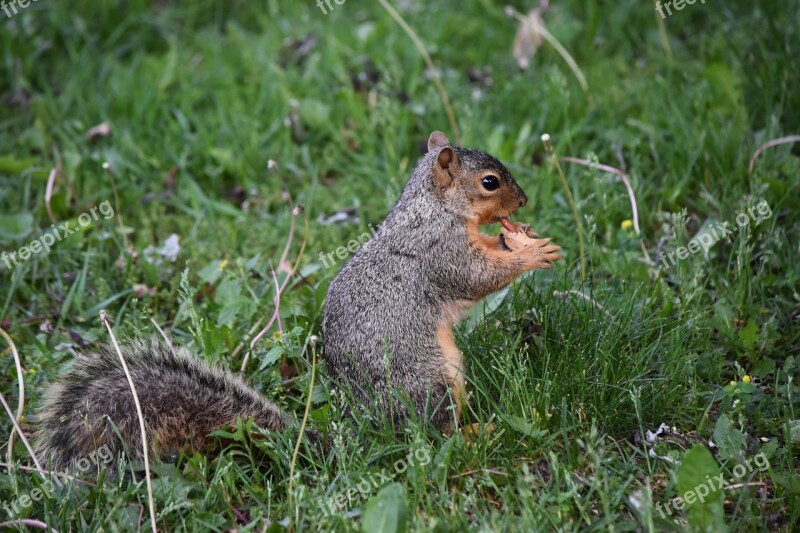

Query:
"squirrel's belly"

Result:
[[436, 322, 464, 416]]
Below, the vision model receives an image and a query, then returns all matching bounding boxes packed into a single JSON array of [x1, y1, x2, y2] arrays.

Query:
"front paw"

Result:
[[501, 231, 563, 269]]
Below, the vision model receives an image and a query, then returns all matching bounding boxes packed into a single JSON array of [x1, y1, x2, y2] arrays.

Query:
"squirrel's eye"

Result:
[[481, 175, 501, 191]]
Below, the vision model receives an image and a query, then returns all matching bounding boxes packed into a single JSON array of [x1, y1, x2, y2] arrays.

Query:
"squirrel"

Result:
[[32, 130, 560, 470], [322, 131, 561, 433]]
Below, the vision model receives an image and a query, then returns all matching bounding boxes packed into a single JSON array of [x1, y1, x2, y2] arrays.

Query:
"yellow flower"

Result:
[[742, 375, 751, 383], [729, 380, 736, 386], [621, 219, 633, 230], [273, 330, 282, 340], [219, 259, 229, 270]]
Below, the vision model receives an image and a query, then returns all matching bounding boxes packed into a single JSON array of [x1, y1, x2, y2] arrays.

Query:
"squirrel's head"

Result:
[[427, 131, 528, 227]]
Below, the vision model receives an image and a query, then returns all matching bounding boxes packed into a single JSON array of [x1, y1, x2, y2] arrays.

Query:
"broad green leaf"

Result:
[[463, 286, 509, 333], [298, 99, 331, 129], [361, 483, 407, 533], [789, 420, 800, 443], [258, 346, 285, 371], [713, 414, 746, 462], [738, 318, 759, 351], [0, 155, 38, 174], [0, 212, 34, 241], [736, 382, 757, 394], [217, 296, 256, 327], [245, 254, 261, 271], [705, 63, 743, 106], [504, 414, 548, 439], [432, 436, 456, 489], [677, 445, 726, 531], [199, 260, 225, 284], [209, 147, 236, 171], [215, 278, 242, 305]]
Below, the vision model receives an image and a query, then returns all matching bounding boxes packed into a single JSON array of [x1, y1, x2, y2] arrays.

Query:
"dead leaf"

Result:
[[318, 208, 360, 226], [510, 1, 550, 70], [86, 122, 111, 140], [278, 33, 317, 67], [132, 284, 156, 298], [277, 260, 293, 274], [143, 234, 181, 265]]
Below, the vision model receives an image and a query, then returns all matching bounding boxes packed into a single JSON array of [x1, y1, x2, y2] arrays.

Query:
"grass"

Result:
[[1, 0, 799, 530]]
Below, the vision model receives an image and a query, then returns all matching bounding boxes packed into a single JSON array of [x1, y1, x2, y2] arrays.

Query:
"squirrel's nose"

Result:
[[518, 191, 528, 208]]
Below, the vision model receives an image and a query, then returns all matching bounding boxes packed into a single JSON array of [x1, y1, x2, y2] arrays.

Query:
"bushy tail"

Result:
[[34, 338, 295, 471]]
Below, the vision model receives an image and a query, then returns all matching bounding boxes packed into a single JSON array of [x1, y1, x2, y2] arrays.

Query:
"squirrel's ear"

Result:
[[436, 146, 454, 169], [427, 131, 451, 152], [432, 145, 456, 189]]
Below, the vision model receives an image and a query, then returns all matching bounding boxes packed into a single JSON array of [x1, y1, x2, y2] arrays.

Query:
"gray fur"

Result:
[[322, 139, 530, 432], [34, 338, 293, 471]]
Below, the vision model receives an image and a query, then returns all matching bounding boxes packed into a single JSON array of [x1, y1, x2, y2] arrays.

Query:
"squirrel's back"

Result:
[[34, 339, 293, 471]]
